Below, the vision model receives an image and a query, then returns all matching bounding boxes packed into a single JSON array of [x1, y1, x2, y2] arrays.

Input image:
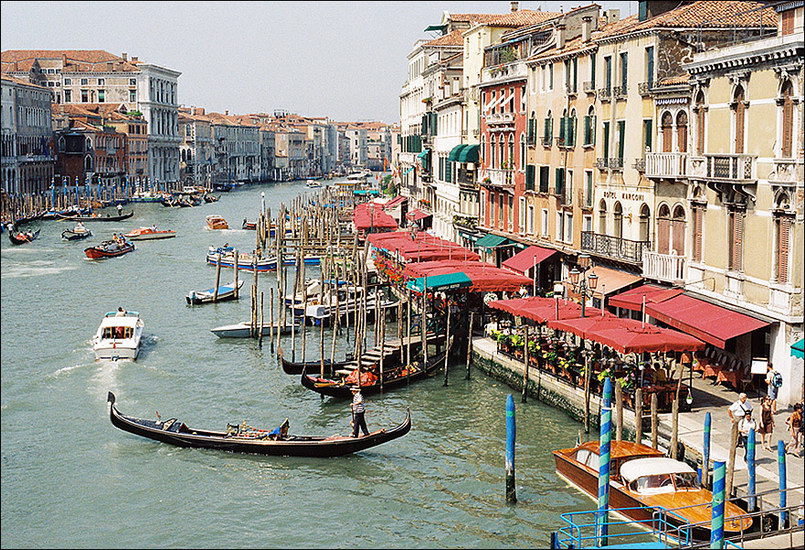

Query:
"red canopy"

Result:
[[547, 315, 705, 354], [407, 209, 432, 221], [353, 202, 398, 231], [383, 196, 407, 209], [403, 259, 531, 292], [501, 246, 558, 275], [608, 284, 683, 312], [368, 231, 479, 262], [488, 297, 609, 323]]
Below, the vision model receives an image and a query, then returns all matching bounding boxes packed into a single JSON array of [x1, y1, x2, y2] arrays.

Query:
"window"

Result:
[[584, 108, 596, 146], [525, 164, 536, 191], [129, 90, 136, 103], [782, 9, 795, 35], [548, 63, 554, 90], [541, 208, 549, 237], [519, 197, 526, 233], [64, 78, 72, 85], [64, 89, 71, 102], [528, 205, 535, 234], [604, 56, 612, 91], [728, 207, 745, 271], [645, 46, 654, 87], [672, 205, 686, 255], [81, 89, 88, 102], [613, 202, 623, 239], [598, 200, 607, 234], [97, 78, 105, 85], [520, 85, 526, 112], [617, 121, 626, 159], [80, 78, 88, 85], [555, 168, 565, 196], [519, 134, 526, 171], [130, 78, 137, 86], [774, 210, 793, 283], [543, 111, 553, 142], [603, 120, 610, 158], [642, 119, 653, 153], [584, 170, 593, 208], [583, 215, 592, 233], [676, 112, 688, 153], [590, 53, 596, 87], [620, 52, 628, 90], [539, 165, 549, 193], [781, 81, 794, 158], [508, 195, 514, 231], [556, 212, 564, 243], [565, 213, 573, 243], [733, 85, 746, 154], [691, 202, 704, 262], [98, 90, 105, 103]]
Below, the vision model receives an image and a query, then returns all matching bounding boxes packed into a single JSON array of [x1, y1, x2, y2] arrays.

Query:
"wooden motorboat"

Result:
[[206, 248, 277, 272], [242, 219, 257, 230], [186, 280, 245, 305], [92, 310, 144, 361], [84, 239, 135, 259], [124, 226, 176, 241], [61, 225, 93, 241], [205, 215, 229, 230], [210, 319, 301, 338], [107, 392, 411, 457], [7, 226, 40, 245], [58, 210, 134, 222], [301, 346, 448, 399], [552, 440, 753, 542]]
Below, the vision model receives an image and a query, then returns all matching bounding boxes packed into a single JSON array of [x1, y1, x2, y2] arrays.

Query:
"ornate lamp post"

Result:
[[568, 254, 599, 318]]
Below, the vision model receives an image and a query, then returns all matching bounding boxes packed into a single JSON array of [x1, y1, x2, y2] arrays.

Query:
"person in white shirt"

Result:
[[737, 411, 757, 461], [728, 393, 753, 423]]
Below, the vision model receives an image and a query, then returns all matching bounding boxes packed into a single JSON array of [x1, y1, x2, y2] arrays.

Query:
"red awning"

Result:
[[645, 294, 770, 349], [547, 315, 705, 354], [608, 284, 684, 312], [368, 231, 479, 262], [501, 246, 558, 275], [353, 202, 398, 231], [488, 296, 609, 324], [403, 259, 531, 292], [407, 209, 432, 221], [383, 196, 407, 210]]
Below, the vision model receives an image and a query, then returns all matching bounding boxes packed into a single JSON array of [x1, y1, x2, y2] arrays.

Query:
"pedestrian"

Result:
[[737, 411, 756, 461], [784, 403, 802, 456], [727, 393, 753, 423], [350, 385, 369, 438], [765, 361, 782, 414], [758, 396, 775, 452]]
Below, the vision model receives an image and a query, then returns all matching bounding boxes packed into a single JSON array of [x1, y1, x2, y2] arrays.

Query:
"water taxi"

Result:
[[92, 310, 144, 361], [124, 226, 176, 241], [553, 440, 753, 541], [205, 215, 229, 230]]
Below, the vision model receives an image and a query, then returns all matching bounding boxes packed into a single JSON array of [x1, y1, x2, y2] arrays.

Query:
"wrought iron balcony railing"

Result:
[[687, 154, 756, 183], [583, 81, 596, 94], [581, 231, 650, 265]]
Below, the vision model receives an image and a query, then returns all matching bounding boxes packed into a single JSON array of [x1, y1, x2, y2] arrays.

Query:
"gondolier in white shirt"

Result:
[[350, 386, 369, 438]]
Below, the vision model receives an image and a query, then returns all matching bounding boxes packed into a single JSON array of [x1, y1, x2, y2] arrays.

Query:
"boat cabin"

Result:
[[564, 440, 665, 484], [620, 458, 700, 495]]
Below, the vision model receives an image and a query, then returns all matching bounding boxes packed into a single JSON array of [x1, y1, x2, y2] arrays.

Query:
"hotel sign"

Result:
[[602, 191, 646, 202]]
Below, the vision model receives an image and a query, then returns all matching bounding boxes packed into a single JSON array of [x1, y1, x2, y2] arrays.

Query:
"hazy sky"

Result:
[[1, 1, 636, 123]]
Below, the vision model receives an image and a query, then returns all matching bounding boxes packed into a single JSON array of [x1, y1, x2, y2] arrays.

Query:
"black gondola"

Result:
[[7, 226, 40, 245], [61, 228, 93, 241], [301, 346, 449, 399], [57, 210, 134, 222], [278, 347, 351, 376], [107, 392, 410, 457]]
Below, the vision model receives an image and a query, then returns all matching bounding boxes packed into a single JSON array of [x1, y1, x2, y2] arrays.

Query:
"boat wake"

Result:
[[1, 262, 78, 278]]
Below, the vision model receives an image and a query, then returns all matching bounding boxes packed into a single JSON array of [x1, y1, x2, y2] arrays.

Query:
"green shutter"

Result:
[[555, 168, 564, 195], [591, 116, 596, 145], [644, 119, 653, 152], [621, 52, 628, 89], [603, 121, 610, 158], [617, 121, 626, 159], [559, 117, 566, 143], [543, 118, 550, 141], [572, 58, 578, 92], [591, 53, 596, 88], [584, 116, 591, 145], [525, 165, 535, 191], [646, 47, 654, 87], [539, 166, 549, 193]]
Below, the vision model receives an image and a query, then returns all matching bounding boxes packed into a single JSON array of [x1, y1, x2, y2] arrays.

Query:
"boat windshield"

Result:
[[103, 326, 134, 339], [672, 472, 701, 490], [630, 474, 676, 494]]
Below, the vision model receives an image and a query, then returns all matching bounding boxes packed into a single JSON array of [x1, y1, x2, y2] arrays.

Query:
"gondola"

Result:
[[61, 227, 93, 241], [301, 345, 449, 399], [278, 346, 351, 376], [7, 226, 40, 245], [58, 210, 134, 222], [107, 392, 411, 457]]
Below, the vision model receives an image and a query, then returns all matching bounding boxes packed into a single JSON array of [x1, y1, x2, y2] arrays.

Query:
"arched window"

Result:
[[733, 85, 746, 154], [84, 154, 93, 172], [781, 80, 794, 158], [661, 111, 673, 152], [598, 199, 607, 234], [657, 204, 671, 254], [613, 201, 623, 239], [86, 137, 93, 150], [695, 91, 706, 155], [507, 134, 514, 168], [490, 135, 496, 168], [569, 108, 577, 147], [528, 111, 537, 144], [544, 110, 553, 142], [676, 111, 688, 153], [672, 205, 686, 255], [499, 136, 506, 169], [58, 136, 65, 152], [481, 135, 486, 163], [519, 133, 526, 171], [639, 204, 650, 243], [774, 191, 793, 283]]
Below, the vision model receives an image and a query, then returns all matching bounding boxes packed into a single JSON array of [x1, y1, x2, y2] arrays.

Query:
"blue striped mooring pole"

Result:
[[703, 412, 711, 488], [778, 440, 787, 528], [596, 377, 613, 546], [505, 394, 516, 504], [747, 428, 756, 511], [711, 460, 726, 549]]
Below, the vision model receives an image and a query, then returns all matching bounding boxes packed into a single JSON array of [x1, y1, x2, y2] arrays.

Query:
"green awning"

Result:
[[792, 338, 805, 359], [475, 234, 515, 249], [407, 272, 472, 293], [457, 144, 480, 163], [448, 144, 468, 162], [424, 24, 448, 33]]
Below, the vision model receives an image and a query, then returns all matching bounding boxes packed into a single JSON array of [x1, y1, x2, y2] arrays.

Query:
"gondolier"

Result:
[[350, 386, 369, 438]]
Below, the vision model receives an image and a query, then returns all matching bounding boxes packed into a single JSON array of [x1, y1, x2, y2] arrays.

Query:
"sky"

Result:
[[1, 1, 636, 123]]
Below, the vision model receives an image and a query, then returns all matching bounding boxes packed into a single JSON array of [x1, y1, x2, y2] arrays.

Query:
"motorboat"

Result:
[[306, 179, 322, 188], [124, 226, 176, 241], [206, 247, 320, 272], [84, 239, 135, 259], [290, 285, 397, 325], [210, 318, 301, 338], [553, 440, 753, 542], [92, 310, 144, 361], [62, 223, 93, 241], [129, 191, 165, 203], [205, 215, 229, 230], [186, 280, 245, 305], [242, 219, 257, 230]]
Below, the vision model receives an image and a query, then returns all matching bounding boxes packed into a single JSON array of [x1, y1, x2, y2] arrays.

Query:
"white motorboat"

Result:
[[210, 319, 301, 338], [92, 310, 144, 361]]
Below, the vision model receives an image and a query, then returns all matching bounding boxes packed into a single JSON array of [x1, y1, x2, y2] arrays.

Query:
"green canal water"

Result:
[[1, 180, 592, 548]]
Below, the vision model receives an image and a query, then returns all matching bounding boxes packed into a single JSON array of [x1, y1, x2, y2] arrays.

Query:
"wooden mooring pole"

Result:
[[650, 393, 659, 450], [634, 388, 644, 445]]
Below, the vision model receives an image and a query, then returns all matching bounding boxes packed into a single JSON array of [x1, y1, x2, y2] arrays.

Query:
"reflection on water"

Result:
[[1, 180, 589, 548]]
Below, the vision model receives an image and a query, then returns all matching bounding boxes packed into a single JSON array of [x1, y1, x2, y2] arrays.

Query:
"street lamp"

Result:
[[568, 254, 598, 318]]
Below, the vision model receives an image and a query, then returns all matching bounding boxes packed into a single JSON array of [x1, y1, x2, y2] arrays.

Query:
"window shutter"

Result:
[[777, 216, 791, 283], [617, 121, 625, 159], [658, 218, 670, 255], [559, 117, 566, 143], [603, 121, 610, 158], [526, 164, 535, 191], [644, 119, 653, 152], [693, 207, 703, 262], [731, 210, 744, 270], [555, 168, 564, 195], [672, 218, 685, 256], [782, 96, 793, 158], [584, 116, 590, 145], [544, 118, 550, 141], [539, 166, 549, 193]]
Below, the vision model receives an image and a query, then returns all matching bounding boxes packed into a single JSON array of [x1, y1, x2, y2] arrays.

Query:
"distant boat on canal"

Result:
[[205, 215, 229, 230], [186, 280, 244, 305]]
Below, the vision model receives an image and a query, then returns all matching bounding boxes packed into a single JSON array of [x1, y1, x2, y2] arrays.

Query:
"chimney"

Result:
[[582, 16, 592, 42], [603, 9, 620, 24], [510, 1, 519, 12], [122, 52, 127, 61], [225, 110, 229, 116], [131, 56, 139, 63], [556, 23, 566, 49]]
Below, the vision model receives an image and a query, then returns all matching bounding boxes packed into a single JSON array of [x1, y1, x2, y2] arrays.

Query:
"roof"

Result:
[[425, 29, 464, 47], [502, 245, 557, 275], [488, 296, 609, 324], [0, 74, 49, 90], [100, 314, 141, 328], [382, 196, 407, 210], [619, 457, 695, 483], [352, 202, 398, 231], [448, 13, 507, 24], [485, 9, 562, 28], [2, 49, 140, 73], [404, 259, 532, 293], [368, 231, 479, 263], [406, 209, 432, 222], [585, 266, 642, 297], [657, 74, 691, 86]]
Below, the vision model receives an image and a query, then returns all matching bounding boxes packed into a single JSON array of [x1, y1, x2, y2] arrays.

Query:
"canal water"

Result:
[[1, 180, 591, 548]]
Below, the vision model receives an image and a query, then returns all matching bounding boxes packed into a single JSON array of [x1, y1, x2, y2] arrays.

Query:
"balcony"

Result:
[[645, 152, 689, 179], [457, 168, 477, 189], [613, 86, 627, 100], [633, 159, 646, 173], [596, 158, 608, 170], [566, 84, 578, 98], [484, 168, 515, 188], [598, 88, 611, 101], [486, 112, 515, 126], [642, 251, 687, 284], [453, 215, 478, 230], [687, 154, 756, 183], [609, 157, 624, 171], [577, 188, 593, 209], [541, 136, 553, 147], [638, 82, 654, 97], [583, 81, 596, 95], [767, 158, 804, 186], [581, 231, 650, 265]]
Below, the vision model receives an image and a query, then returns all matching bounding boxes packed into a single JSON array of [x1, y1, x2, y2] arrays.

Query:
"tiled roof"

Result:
[[528, 35, 595, 62], [596, 1, 775, 39], [657, 74, 691, 86], [485, 9, 562, 28], [0, 74, 48, 89], [1, 49, 140, 73], [425, 29, 464, 47], [448, 13, 506, 23]]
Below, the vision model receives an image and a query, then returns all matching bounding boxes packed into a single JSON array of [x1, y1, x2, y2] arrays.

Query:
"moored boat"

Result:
[[553, 440, 753, 542], [242, 219, 257, 230], [205, 215, 229, 230], [61, 223, 93, 241], [92, 310, 144, 361], [107, 392, 411, 457], [129, 191, 165, 203], [210, 318, 301, 338], [84, 239, 135, 259], [186, 280, 245, 305], [124, 226, 177, 241], [58, 210, 134, 222]]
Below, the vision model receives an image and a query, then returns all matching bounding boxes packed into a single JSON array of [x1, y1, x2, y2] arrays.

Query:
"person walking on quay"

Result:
[[728, 393, 753, 423], [737, 411, 757, 461], [350, 385, 369, 438], [784, 402, 802, 456], [758, 396, 775, 452], [765, 361, 782, 414]]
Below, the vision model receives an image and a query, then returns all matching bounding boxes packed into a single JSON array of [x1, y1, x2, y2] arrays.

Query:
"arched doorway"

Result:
[[598, 199, 607, 234], [613, 201, 623, 239], [661, 111, 673, 152]]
